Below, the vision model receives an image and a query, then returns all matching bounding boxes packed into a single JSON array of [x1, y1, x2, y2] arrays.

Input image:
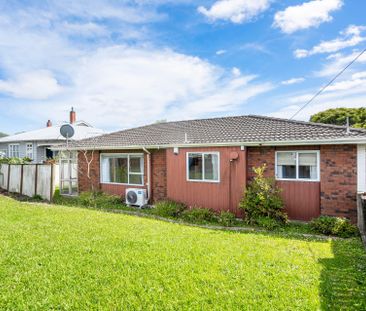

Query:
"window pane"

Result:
[[204, 153, 219, 180], [277, 152, 296, 179], [188, 154, 203, 180], [60, 181, 70, 195], [60, 160, 69, 180], [129, 174, 143, 185], [109, 158, 128, 183], [130, 156, 143, 173], [71, 182, 78, 195], [299, 153, 318, 179]]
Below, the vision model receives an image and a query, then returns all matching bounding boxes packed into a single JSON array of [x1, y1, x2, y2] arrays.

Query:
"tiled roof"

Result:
[[68, 115, 366, 149]]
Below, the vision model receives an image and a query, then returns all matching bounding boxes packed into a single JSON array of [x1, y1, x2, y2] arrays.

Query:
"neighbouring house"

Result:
[[60, 115, 366, 223], [0, 108, 104, 163]]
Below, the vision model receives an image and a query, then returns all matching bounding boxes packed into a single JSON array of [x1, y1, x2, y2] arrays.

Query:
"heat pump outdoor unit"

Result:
[[126, 188, 148, 207]]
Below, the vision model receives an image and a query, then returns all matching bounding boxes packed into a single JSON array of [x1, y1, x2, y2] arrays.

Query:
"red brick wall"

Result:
[[78, 149, 168, 202], [151, 149, 167, 202], [78, 151, 101, 192], [320, 145, 357, 222]]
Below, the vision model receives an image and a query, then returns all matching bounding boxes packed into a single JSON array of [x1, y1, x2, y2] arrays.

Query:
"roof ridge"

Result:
[[247, 114, 366, 133]]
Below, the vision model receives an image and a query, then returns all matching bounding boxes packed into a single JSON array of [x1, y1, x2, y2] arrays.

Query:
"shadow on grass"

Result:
[[319, 239, 366, 310]]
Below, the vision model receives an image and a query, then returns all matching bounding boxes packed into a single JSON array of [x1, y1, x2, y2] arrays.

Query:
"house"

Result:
[[0, 108, 104, 163], [62, 115, 366, 223]]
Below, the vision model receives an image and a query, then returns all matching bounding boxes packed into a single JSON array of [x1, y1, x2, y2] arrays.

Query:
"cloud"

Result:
[[0, 70, 62, 99], [294, 25, 366, 58], [281, 77, 305, 85], [198, 0, 270, 24], [316, 50, 366, 77], [273, 0, 343, 34], [270, 70, 366, 120], [0, 1, 274, 132], [1, 45, 273, 130], [216, 49, 227, 55]]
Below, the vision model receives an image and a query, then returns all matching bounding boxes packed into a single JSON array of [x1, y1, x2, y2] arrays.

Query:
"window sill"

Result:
[[100, 182, 145, 187], [187, 179, 220, 184], [275, 178, 320, 183]]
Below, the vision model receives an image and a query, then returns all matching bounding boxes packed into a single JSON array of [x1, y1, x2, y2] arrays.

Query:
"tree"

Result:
[[0, 132, 8, 138], [310, 108, 366, 128]]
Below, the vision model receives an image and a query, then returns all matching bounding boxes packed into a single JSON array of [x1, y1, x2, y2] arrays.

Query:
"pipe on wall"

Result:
[[142, 147, 151, 203]]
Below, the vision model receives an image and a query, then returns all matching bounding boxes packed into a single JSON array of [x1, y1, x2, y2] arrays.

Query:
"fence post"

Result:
[[7, 164, 10, 192], [50, 164, 54, 201], [34, 164, 38, 196], [20, 164, 24, 195]]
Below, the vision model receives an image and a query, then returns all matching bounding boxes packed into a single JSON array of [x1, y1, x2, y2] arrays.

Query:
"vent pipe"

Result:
[[346, 117, 350, 134]]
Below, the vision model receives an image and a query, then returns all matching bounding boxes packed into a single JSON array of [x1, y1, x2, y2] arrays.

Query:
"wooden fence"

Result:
[[0, 164, 59, 201]]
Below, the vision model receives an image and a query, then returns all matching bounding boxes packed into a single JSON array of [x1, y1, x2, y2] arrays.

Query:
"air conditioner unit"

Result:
[[126, 188, 148, 207]]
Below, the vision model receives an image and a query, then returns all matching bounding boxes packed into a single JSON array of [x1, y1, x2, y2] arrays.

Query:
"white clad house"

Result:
[[0, 108, 104, 163]]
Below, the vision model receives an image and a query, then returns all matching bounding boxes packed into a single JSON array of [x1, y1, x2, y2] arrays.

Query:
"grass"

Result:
[[0, 195, 365, 310]]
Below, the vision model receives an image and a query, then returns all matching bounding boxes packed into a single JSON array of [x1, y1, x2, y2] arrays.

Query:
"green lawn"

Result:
[[0, 195, 365, 310]]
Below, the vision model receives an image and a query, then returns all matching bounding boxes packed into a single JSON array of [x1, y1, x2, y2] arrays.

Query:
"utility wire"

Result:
[[290, 47, 366, 120]]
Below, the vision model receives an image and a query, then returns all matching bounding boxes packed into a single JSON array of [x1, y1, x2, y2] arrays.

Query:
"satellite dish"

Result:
[[60, 124, 75, 139]]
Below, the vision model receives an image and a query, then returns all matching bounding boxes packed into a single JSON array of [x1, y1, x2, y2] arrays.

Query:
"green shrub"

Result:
[[53, 190, 126, 210], [240, 164, 287, 227], [181, 207, 216, 224], [218, 211, 237, 227], [0, 157, 32, 164], [151, 200, 186, 218], [79, 191, 122, 209], [256, 216, 280, 230], [310, 216, 359, 238]]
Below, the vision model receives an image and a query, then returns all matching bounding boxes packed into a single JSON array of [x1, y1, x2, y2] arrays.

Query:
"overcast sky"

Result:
[[0, 0, 365, 134]]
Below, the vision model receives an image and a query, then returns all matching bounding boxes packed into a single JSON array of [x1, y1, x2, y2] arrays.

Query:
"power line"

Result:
[[290, 47, 366, 120]]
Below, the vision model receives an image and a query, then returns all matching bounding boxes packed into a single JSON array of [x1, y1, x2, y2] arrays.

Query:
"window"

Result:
[[187, 152, 219, 182], [101, 154, 144, 185], [276, 151, 319, 181], [8, 144, 19, 158], [26, 143, 33, 160], [60, 151, 78, 196]]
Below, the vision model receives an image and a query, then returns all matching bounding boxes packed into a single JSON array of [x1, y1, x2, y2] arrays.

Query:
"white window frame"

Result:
[[8, 144, 20, 158], [25, 143, 33, 160], [100, 153, 144, 186], [59, 151, 78, 196], [186, 151, 220, 183], [275, 150, 320, 182]]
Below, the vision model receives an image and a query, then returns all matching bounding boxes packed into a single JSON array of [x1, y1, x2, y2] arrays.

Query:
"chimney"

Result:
[[70, 107, 76, 124], [46, 120, 52, 127]]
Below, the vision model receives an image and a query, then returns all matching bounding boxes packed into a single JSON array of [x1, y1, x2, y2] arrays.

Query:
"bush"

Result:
[[53, 190, 126, 210], [310, 216, 359, 238], [79, 191, 122, 209], [0, 157, 32, 164], [151, 200, 186, 218], [256, 217, 280, 230], [181, 207, 216, 224], [218, 211, 237, 227], [240, 164, 287, 227]]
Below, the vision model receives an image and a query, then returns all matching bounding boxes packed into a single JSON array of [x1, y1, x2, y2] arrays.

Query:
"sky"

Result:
[[0, 0, 366, 134]]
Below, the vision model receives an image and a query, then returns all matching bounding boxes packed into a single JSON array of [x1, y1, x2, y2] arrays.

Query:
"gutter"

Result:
[[142, 147, 151, 203], [52, 137, 366, 151]]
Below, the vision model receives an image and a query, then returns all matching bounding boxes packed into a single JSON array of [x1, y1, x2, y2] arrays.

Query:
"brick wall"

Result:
[[151, 149, 167, 202], [320, 145, 357, 222], [78, 150, 101, 192], [77, 149, 168, 202], [247, 146, 275, 180]]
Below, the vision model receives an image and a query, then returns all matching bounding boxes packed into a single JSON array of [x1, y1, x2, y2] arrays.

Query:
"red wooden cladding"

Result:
[[166, 146, 246, 215], [277, 180, 320, 221]]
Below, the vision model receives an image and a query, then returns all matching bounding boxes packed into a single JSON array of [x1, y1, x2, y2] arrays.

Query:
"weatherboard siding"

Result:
[[247, 146, 321, 221], [166, 146, 247, 215], [76, 143, 359, 223]]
